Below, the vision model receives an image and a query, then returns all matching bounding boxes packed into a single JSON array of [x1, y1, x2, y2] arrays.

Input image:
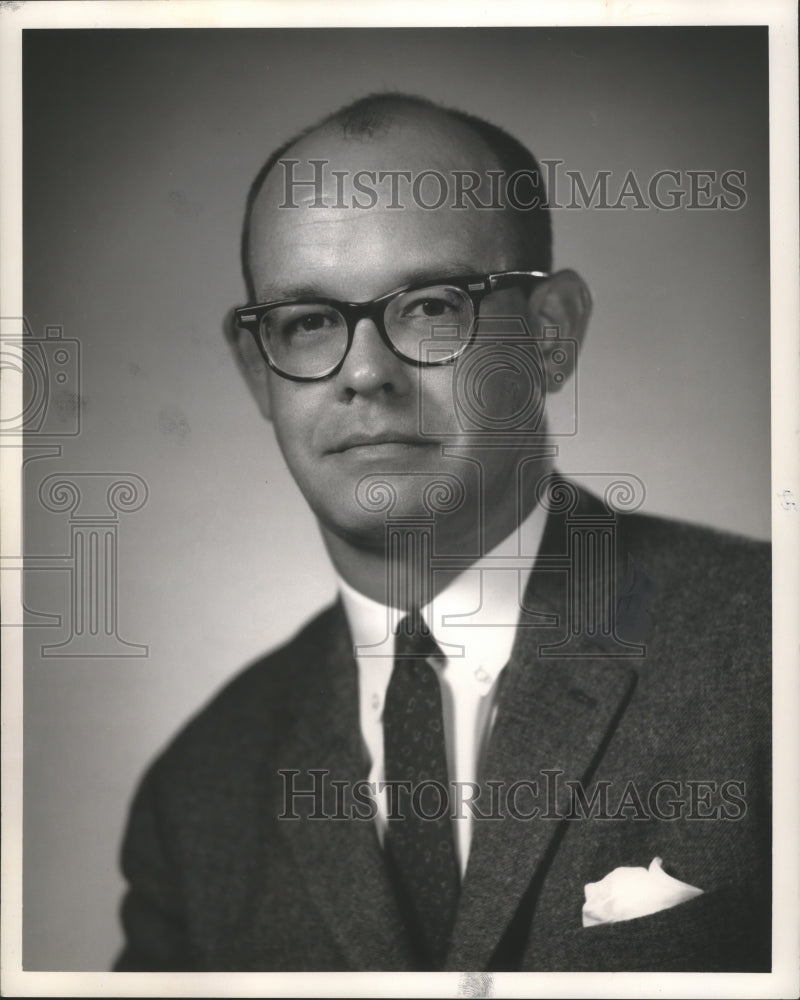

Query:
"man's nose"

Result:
[[334, 318, 413, 401]]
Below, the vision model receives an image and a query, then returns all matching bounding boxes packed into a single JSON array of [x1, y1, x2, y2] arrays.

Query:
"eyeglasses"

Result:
[[233, 269, 549, 382]]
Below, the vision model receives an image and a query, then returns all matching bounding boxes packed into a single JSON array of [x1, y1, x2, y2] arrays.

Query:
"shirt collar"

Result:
[[337, 498, 549, 678]]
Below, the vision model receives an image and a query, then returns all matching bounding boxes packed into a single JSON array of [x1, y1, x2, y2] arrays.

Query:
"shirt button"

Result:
[[474, 665, 492, 687], [371, 693, 381, 711]]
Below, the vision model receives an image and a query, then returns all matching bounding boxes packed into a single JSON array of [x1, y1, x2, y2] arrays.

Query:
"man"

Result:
[[115, 94, 771, 972]]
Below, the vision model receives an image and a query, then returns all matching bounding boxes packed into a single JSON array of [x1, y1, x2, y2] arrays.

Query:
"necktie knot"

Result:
[[393, 612, 441, 663]]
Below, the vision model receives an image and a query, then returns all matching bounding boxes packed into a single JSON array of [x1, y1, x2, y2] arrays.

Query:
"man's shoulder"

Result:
[[620, 503, 768, 549], [554, 479, 770, 614], [551, 477, 769, 580], [616, 507, 770, 614], [145, 599, 347, 784], [612, 507, 771, 695], [550, 483, 771, 681]]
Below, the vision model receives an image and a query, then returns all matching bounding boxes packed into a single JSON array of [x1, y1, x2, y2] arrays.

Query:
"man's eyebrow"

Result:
[[398, 262, 481, 287], [261, 283, 329, 302], [259, 262, 482, 304]]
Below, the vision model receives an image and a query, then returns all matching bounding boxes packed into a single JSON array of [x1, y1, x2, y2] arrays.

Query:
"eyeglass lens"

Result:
[[260, 284, 475, 378]]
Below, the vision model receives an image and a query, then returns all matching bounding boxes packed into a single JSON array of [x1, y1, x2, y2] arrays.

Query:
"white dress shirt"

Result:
[[337, 501, 548, 877]]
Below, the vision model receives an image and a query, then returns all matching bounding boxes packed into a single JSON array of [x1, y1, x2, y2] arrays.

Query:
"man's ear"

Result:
[[527, 269, 592, 393], [223, 307, 272, 422]]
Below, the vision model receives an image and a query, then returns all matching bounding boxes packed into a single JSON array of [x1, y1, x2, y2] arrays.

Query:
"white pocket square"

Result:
[[582, 856, 703, 927]]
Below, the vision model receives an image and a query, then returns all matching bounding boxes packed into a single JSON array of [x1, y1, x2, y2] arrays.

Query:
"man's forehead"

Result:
[[254, 111, 501, 209], [247, 204, 513, 302], [246, 112, 520, 300]]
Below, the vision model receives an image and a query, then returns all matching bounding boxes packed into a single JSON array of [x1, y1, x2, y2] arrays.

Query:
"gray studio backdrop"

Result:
[[21, 27, 769, 969]]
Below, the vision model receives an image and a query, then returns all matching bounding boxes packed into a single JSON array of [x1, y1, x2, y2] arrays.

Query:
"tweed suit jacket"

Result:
[[115, 483, 771, 972]]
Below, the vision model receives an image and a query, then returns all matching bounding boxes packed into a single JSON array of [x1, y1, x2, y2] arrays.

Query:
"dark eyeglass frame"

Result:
[[233, 269, 549, 382]]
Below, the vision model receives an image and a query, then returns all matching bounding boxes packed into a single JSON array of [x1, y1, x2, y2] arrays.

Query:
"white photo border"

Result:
[[1, 2, 797, 997]]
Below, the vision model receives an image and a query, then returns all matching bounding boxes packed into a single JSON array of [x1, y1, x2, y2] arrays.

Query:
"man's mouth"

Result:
[[329, 431, 431, 454]]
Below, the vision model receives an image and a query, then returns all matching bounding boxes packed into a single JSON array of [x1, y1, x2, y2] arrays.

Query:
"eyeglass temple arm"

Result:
[[487, 270, 549, 290]]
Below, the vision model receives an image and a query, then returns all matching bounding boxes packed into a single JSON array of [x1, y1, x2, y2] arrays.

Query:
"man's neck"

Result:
[[322, 457, 554, 606]]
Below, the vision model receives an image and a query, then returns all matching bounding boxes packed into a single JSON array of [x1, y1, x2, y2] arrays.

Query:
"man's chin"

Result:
[[315, 449, 461, 511], [312, 486, 457, 547]]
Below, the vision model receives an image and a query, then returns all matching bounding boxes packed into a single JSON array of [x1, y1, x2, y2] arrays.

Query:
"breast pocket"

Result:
[[523, 885, 770, 972]]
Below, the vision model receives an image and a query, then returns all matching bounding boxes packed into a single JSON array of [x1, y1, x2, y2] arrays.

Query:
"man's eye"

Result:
[[403, 296, 456, 319], [284, 311, 338, 337]]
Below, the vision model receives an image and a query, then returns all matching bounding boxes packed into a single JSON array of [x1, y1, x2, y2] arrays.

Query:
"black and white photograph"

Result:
[[1, 1, 797, 996]]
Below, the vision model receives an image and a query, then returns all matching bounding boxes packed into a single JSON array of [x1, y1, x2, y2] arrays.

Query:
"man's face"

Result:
[[244, 115, 549, 552]]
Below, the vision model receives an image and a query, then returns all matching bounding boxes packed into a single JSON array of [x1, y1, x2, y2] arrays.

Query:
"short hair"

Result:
[[241, 92, 552, 302]]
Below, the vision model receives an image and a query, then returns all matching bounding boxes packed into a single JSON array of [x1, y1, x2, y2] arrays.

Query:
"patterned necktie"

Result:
[[383, 612, 459, 968]]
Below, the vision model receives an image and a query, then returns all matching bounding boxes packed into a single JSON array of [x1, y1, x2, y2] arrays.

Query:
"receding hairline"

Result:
[[241, 92, 553, 299], [258, 99, 509, 194]]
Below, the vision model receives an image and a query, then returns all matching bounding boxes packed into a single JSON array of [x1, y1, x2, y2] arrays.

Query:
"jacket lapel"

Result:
[[445, 644, 637, 969], [275, 602, 417, 970], [446, 491, 640, 970]]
